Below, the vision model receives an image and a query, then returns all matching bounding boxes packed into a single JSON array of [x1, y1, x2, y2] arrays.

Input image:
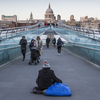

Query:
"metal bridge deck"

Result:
[[0, 46, 100, 100]]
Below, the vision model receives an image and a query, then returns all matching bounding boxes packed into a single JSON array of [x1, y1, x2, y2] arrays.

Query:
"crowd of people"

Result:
[[19, 35, 64, 91]]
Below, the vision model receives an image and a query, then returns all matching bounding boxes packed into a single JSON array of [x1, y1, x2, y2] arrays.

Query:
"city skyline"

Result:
[[0, 0, 100, 21]]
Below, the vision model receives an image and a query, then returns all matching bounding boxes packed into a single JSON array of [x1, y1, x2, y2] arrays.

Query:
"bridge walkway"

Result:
[[0, 46, 100, 100]]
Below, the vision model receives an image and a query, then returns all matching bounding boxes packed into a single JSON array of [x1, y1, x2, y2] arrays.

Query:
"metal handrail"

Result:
[[55, 28, 100, 47], [0, 45, 21, 51], [57, 21, 100, 33], [68, 41, 100, 47], [1, 27, 100, 52], [63, 43, 100, 51], [54, 30, 100, 51], [0, 31, 45, 51], [58, 26, 100, 39]]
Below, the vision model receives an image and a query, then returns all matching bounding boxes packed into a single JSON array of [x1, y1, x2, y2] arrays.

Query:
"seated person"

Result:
[[36, 60, 62, 90]]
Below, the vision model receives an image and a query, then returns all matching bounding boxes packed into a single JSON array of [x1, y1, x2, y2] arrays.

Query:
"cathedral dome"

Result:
[[46, 4, 53, 13]]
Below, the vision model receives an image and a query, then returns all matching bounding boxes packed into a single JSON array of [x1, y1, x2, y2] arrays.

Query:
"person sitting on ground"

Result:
[[36, 60, 62, 90], [29, 39, 35, 51]]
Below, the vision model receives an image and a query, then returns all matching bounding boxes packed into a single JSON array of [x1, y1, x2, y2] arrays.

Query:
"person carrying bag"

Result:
[[35, 36, 43, 59]]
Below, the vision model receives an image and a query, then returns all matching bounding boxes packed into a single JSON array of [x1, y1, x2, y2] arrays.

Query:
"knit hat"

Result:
[[42, 60, 50, 68]]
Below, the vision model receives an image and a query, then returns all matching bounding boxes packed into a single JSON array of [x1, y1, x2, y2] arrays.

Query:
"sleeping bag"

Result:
[[44, 83, 72, 96]]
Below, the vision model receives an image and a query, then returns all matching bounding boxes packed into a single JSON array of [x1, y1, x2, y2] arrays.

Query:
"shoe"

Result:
[[57, 53, 59, 55], [59, 53, 60, 55]]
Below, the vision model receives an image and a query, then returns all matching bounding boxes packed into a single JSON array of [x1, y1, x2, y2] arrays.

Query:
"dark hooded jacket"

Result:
[[37, 68, 62, 90], [46, 38, 50, 43], [57, 38, 63, 46], [52, 38, 56, 44], [19, 39, 27, 53], [29, 39, 35, 50]]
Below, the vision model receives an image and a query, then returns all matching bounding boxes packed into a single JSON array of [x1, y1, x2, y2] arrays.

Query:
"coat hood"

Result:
[[31, 39, 35, 43]]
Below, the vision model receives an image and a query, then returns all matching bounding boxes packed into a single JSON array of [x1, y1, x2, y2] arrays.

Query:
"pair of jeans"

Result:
[[53, 43, 55, 46], [22, 53, 25, 60], [58, 46, 61, 53], [47, 43, 49, 48]]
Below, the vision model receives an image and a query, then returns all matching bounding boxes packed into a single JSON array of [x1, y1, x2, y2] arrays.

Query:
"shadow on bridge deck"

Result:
[[0, 46, 100, 100]]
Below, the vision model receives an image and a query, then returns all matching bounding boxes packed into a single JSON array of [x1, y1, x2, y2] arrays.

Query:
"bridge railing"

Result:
[[0, 21, 44, 38], [0, 26, 45, 41], [55, 27, 100, 49], [55, 28, 100, 66], [62, 42, 100, 66], [57, 20, 100, 34], [0, 27, 46, 50], [57, 26, 100, 42], [0, 45, 30, 66]]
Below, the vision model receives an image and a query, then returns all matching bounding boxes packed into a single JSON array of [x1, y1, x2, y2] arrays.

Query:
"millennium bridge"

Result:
[[0, 21, 100, 100]]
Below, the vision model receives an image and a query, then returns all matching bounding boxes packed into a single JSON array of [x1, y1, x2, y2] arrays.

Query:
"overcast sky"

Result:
[[0, 0, 100, 21]]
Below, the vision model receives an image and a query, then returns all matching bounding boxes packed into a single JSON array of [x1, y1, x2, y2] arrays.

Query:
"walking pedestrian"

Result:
[[57, 37, 64, 55], [46, 36, 50, 48], [19, 36, 27, 61], [35, 36, 43, 60], [52, 37, 56, 46]]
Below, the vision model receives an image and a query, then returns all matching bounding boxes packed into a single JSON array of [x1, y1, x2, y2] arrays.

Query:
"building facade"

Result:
[[0, 3, 62, 28], [44, 3, 56, 23], [2, 15, 17, 22], [57, 15, 61, 21]]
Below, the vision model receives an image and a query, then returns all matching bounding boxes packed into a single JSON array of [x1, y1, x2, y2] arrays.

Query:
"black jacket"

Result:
[[19, 39, 27, 53], [37, 68, 62, 90], [57, 38, 63, 46], [52, 38, 56, 44], [46, 38, 50, 43]]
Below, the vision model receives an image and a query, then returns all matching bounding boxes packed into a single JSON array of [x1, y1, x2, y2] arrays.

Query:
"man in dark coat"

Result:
[[36, 60, 62, 90], [57, 37, 64, 55], [46, 37, 50, 48], [19, 36, 27, 61], [52, 38, 56, 46]]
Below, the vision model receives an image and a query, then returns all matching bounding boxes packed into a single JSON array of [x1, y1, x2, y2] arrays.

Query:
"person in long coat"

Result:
[[19, 36, 27, 61], [57, 38, 64, 55], [35, 36, 43, 59]]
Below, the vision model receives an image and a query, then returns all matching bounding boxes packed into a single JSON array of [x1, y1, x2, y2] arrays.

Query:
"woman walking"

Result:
[[19, 36, 27, 61], [35, 36, 43, 59]]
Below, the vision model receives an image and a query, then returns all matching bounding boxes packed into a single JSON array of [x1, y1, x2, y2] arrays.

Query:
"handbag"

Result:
[[39, 50, 42, 56]]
